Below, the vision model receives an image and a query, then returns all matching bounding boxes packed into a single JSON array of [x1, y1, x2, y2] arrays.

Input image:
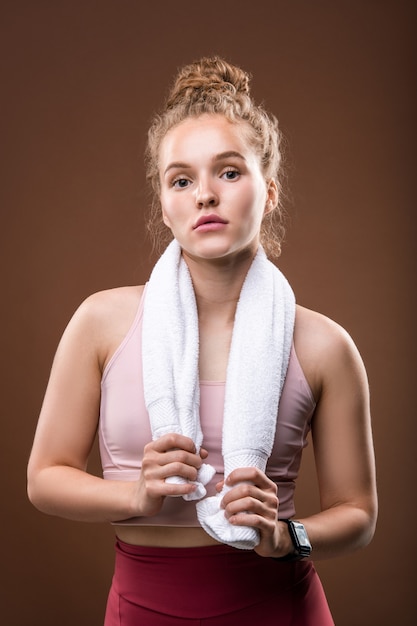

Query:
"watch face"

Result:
[[292, 521, 312, 551], [294, 522, 310, 547]]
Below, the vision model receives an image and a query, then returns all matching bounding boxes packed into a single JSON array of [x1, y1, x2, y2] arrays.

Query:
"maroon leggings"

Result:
[[104, 539, 334, 625]]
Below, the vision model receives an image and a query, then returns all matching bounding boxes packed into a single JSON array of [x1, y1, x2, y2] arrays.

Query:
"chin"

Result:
[[183, 241, 258, 264], [176, 232, 259, 259]]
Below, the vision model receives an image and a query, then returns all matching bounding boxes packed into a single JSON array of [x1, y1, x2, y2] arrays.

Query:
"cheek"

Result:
[[159, 193, 172, 227], [162, 210, 171, 227], [240, 187, 266, 222]]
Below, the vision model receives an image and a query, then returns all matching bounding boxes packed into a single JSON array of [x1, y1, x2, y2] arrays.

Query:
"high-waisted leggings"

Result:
[[104, 539, 334, 625]]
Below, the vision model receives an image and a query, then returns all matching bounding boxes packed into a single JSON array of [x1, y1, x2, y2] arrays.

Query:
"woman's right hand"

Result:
[[133, 434, 208, 518]]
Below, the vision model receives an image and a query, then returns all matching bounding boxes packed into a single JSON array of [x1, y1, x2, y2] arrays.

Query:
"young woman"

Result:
[[27, 57, 377, 625]]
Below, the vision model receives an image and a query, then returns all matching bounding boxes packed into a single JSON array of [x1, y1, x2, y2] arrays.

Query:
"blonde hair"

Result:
[[145, 56, 286, 259]]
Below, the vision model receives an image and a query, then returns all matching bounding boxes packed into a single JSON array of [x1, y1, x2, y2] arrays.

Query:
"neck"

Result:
[[182, 248, 257, 323]]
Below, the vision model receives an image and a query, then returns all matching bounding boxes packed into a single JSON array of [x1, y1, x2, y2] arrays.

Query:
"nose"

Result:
[[195, 177, 219, 208]]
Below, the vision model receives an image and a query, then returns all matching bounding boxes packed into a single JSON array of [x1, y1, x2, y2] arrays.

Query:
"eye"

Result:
[[222, 168, 240, 181], [172, 177, 191, 189]]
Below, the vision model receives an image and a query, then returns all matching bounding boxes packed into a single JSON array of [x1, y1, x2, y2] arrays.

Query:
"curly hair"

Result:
[[145, 56, 286, 259]]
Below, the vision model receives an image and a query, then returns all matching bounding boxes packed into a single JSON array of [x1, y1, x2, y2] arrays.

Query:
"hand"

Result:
[[133, 433, 208, 518], [218, 467, 286, 557]]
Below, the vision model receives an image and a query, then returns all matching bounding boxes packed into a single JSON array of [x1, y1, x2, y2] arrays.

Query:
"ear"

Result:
[[264, 179, 279, 216]]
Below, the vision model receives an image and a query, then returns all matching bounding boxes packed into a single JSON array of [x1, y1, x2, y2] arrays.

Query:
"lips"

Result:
[[193, 214, 228, 230]]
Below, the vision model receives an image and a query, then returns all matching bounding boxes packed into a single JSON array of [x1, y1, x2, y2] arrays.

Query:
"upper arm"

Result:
[[296, 308, 377, 520], [28, 295, 107, 475]]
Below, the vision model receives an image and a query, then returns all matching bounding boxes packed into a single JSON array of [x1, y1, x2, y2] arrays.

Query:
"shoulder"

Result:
[[294, 304, 353, 351], [60, 285, 145, 371], [294, 305, 367, 401], [75, 285, 145, 320], [68, 285, 145, 336]]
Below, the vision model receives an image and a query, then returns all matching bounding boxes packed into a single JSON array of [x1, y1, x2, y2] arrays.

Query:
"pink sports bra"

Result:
[[99, 287, 316, 526]]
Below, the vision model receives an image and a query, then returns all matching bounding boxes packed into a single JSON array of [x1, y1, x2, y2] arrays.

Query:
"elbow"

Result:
[[366, 505, 378, 546], [357, 497, 378, 549], [27, 465, 49, 514], [27, 470, 41, 511]]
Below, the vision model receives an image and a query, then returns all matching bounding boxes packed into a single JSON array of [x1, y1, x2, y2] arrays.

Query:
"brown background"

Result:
[[1, 1, 415, 624]]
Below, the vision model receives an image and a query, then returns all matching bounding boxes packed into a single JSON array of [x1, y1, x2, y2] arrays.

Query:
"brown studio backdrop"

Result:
[[1, 1, 415, 625]]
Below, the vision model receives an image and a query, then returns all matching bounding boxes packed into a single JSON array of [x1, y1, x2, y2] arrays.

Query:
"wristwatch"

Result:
[[274, 519, 312, 561]]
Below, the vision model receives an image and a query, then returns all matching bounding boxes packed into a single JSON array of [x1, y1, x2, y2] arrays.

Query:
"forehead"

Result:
[[159, 114, 256, 165]]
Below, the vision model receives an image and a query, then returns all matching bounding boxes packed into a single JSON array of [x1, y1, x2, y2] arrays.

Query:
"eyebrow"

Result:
[[214, 151, 246, 163], [163, 151, 246, 176]]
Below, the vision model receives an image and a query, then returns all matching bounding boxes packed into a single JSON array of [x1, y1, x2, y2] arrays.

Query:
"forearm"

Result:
[[298, 503, 377, 561], [27, 465, 139, 523]]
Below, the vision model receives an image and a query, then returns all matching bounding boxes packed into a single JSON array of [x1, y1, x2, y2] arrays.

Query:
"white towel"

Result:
[[142, 240, 295, 549]]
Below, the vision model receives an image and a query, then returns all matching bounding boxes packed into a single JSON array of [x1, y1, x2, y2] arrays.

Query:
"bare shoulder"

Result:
[[294, 304, 354, 353], [61, 285, 145, 371], [77, 285, 144, 320], [294, 305, 367, 400]]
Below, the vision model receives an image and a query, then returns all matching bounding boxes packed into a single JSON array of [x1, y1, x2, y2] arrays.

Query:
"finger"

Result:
[[224, 495, 277, 520], [159, 460, 200, 482], [221, 481, 272, 507], [215, 480, 225, 492], [221, 483, 279, 520], [142, 450, 201, 482], [146, 477, 198, 499], [158, 448, 205, 473], [226, 468, 277, 492], [143, 453, 199, 480], [200, 447, 209, 459], [145, 438, 203, 471], [151, 433, 197, 453], [227, 512, 277, 538]]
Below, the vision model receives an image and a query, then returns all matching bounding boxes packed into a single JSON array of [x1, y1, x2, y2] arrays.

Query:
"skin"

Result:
[[27, 114, 377, 560]]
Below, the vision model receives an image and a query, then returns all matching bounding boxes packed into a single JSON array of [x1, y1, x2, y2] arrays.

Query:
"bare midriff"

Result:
[[114, 525, 221, 547]]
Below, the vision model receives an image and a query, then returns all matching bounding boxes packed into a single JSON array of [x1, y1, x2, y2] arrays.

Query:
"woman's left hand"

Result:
[[217, 468, 287, 557]]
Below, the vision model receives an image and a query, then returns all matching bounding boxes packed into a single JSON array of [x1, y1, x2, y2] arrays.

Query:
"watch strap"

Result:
[[272, 519, 312, 561]]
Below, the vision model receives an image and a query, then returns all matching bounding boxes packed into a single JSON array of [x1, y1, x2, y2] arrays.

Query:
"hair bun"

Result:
[[166, 56, 251, 108]]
